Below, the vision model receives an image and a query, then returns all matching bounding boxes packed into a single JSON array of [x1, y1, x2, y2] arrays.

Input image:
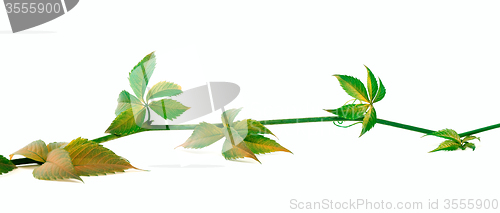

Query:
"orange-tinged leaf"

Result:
[[221, 128, 260, 163], [47, 142, 69, 153], [10, 140, 48, 162], [221, 138, 260, 163], [244, 135, 292, 155], [32, 148, 82, 182], [64, 138, 139, 176]]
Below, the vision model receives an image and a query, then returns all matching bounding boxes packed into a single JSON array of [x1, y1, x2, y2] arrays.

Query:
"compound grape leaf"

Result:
[[149, 99, 190, 121], [176, 122, 224, 149], [429, 140, 462, 153], [423, 129, 461, 143], [464, 143, 476, 151], [32, 148, 82, 182], [129, 52, 156, 101], [0, 155, 16, 175], [115, 90, 144, 116], [64, 138, 139, 176], [180, 108, 290, 163], [360, 106, 377, 137], [47, 142, 69, 153], [105, 107, 146, 136], [145, 81, 182, 102], [333, 75, 370, 103], [372, 77, 386, 103], [9, 140, 48, 162], [324, 104, 369, 119], [244, 134, 291, 155], [365, 65, 378, 102]]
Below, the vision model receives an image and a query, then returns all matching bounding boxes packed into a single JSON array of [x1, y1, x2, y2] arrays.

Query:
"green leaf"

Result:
[[115, 90, 143, 116], [429, 140, 462, 153], [333, 75, 370, 103], [129, 52, 156, 102], [10, 140, 48, 162], [462, 135, 480, 143], [105, 107, 146, 136], [424, 129, 461, 143], [176, 122, 224, 149], [149, 99, 189, 121], [324, 104, 369, 119], [365, 65, 378, 102], [145, 81, 182, 102], [221, 108, 242, 127], [244, 135, 291, 155], [464, 143, 476, 151], [47, 142, 69, 153], [32, 148, 82, 182], [64, 138, 139, 176], [372, 77, 386, 103], [359, 106, 377, 137], [0, 155, 16, 175], [234, 119, 277, 138]]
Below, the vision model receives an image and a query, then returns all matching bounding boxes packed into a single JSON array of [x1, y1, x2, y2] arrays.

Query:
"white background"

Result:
[[1, 1, 499, 212]]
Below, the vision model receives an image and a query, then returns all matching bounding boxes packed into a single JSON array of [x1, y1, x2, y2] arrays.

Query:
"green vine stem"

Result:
[[458, 122, 500, 137], [11, 116, 500, 166], [11, 115, 436, 166]]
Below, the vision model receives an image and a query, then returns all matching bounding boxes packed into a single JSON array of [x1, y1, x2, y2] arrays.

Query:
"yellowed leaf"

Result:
[[64, 138, 139, 176], [10, 140, 48, 162], [32, 148, 82, 182]]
